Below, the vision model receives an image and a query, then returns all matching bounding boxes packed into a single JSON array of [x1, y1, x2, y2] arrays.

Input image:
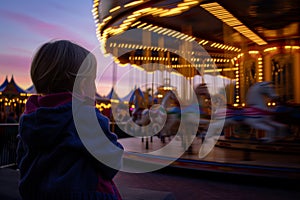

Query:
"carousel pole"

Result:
[[158, 37, 164, 90], [201, 59, 205, 84], [145, 67, 149, 149], [157, 37, 166, 143], [151, 70, 154, 143], [183, 25, 195, 153], [111, 47, 118, 133], [143, 29, 152, 149]]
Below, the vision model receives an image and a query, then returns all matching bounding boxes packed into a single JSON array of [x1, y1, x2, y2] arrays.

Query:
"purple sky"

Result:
[[0, 0, 232, 98], [0, 0, 116, 95]]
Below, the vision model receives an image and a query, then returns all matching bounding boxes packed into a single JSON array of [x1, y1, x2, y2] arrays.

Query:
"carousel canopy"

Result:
[[25, 85, 36, 94], [0, 77, 9, 92], [93, 0, 299, 77], [105, 87, 121, 100], [95, 92, 112, 103], [0, 76, 26, 98]]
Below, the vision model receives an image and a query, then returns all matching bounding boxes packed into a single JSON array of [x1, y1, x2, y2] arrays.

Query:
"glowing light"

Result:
[[249, 50, 259, 54], [200, 2, 267, 45], [124, 0, 144, 8], [264, 47, 277, 52], [285, 45, 300, 50], [109, 6, 121, 13], [110, 99, 120, 103], [103, 16, 112, 22], [222, 67, 238, 71]]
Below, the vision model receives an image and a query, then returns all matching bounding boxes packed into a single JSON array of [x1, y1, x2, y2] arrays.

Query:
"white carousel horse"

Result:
[[210, 81, 288, 143], [155, 91, 185, 143], [198, 81, 289, 159], [112, 87, 201, 145], [125, 90, 180, 140], [157, 89, 210, 153], [119, 89, 166, 138], [124, 89, 194, 145]]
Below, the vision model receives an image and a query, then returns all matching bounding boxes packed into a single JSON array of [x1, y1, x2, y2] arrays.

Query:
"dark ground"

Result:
[[1, 166, 299, 200], [114, 167, 300, 200]]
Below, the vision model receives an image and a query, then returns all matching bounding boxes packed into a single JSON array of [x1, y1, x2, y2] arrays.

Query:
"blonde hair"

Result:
[[31, 40, 97, 94]]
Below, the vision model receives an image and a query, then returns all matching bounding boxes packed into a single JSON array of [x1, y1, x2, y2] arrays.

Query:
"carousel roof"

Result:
[[0, 77, 9, 92], [95, 92, 112, 103], [105, 87, 121, 100], [93, 0, 299, 77], [0, 76, 26, 97], [25, 85, 36, 94]]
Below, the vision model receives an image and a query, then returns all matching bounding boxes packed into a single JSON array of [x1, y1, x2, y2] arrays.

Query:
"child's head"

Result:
[[31, 40, 97, 94]]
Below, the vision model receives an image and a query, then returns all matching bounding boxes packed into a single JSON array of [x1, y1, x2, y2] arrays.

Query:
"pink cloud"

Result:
[[6, 47, 33, 56], [0, 54, 32, 89], [0, 9, 94, 49], [0, 54, 31, 71]]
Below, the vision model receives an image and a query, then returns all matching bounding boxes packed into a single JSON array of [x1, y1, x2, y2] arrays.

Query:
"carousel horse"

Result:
[[156, 91, 181, 143], [124, 89, 191, 144], [210, 81, 288, 143], [122, 88, 202, 153], [198, 81, 289, 159], [175, 101, 210, 152], [121, 88, 166, 138], [157, 87, 211, 151], [122, 90, 181, 141]]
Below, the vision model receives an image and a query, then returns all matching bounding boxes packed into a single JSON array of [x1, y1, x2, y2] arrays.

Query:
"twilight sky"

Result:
[[0, 0, 231, 97], [0, 0, 119, 95]]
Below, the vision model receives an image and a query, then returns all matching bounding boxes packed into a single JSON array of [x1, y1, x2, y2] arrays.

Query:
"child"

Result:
[[17, 40, 123, 200]]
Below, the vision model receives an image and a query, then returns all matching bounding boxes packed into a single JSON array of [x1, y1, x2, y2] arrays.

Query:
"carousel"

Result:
[[92, 0, 300, 177]]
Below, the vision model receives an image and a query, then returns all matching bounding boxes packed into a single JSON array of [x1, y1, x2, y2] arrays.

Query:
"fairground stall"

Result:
[[0, 76, 30, 117]]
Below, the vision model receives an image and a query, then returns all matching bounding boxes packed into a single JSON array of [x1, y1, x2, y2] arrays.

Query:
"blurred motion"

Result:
[[91, 0, 300, 178], [1, 0, 299, 180]]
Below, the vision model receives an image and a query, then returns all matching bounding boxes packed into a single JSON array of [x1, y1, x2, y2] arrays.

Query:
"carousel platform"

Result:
[[216, 136, 300, 154], [119, 136, 300, 180]]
